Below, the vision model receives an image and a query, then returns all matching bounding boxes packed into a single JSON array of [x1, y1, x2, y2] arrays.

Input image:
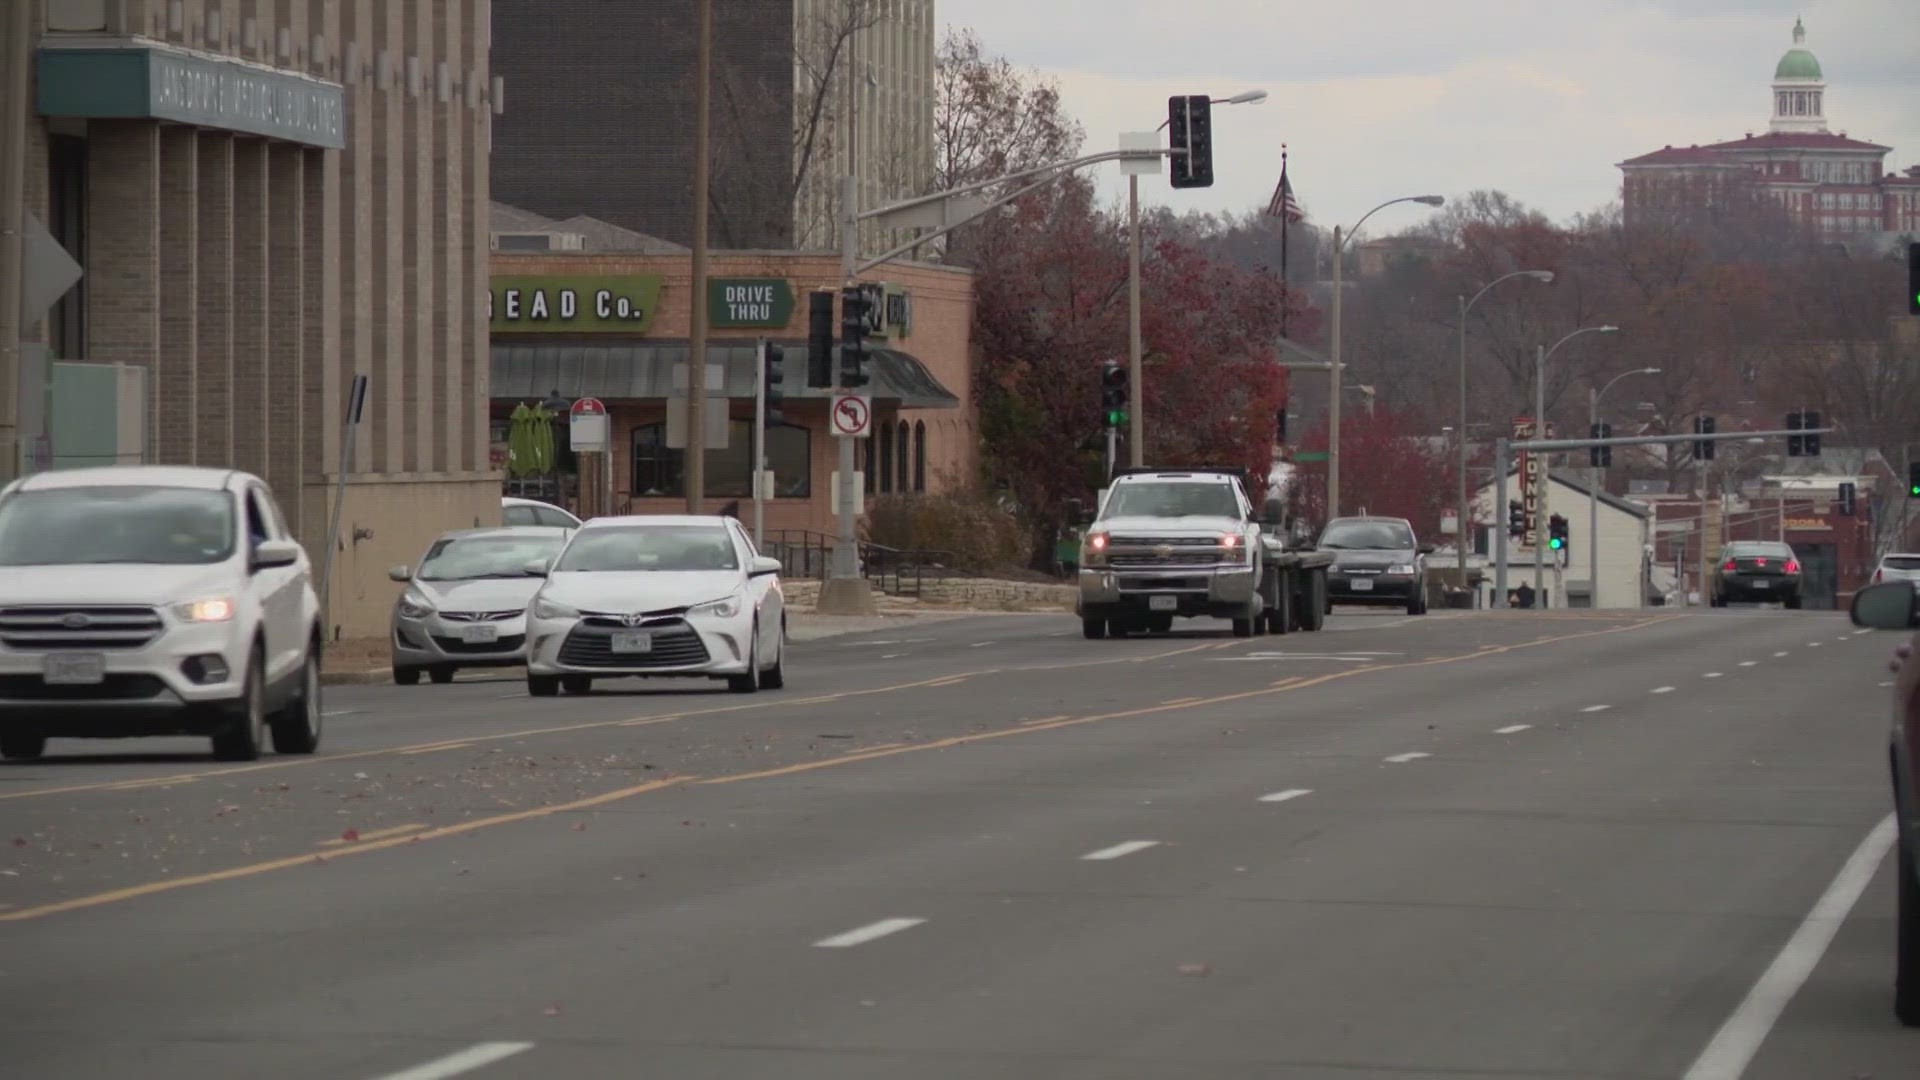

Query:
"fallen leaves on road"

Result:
[[339, 828, 360, 843], [571, 822, 587, 832]]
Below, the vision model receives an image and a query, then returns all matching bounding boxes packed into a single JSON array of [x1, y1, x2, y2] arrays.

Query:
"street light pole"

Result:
[[1456, 269, 1554, 590], [0, 0, 33, 483], [1532, 323, 1619, 606], [685, 0, 712, 514], [1327, 194, 1443, 519], [1587, 366, 1659, 608]]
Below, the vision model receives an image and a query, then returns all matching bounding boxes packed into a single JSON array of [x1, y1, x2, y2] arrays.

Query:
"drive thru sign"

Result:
[[830, 394, 872, 439]]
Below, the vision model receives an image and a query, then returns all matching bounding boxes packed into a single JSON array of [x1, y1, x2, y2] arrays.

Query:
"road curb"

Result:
[[321, 668, 392, 686]]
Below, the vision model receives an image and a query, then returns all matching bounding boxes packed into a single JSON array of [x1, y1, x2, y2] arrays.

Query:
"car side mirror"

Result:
[[251, 538, 302, 571], [749, 555, 782, 578], [1850, 582, 1917, 629], [387, 565, 411, 582], [1417, 543, 1436, 556], [522, 558, 550, 577]]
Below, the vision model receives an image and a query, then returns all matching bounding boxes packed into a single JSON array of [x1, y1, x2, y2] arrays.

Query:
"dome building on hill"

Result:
[[1617, 18, 1920, 242]]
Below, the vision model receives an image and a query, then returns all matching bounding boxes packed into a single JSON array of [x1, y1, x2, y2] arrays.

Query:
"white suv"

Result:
[[0, 466, 324, 761]]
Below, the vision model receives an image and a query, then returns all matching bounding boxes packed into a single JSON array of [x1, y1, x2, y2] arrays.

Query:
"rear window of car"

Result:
[[1727, 544, 1792, 558], [1884, 555, 1920, 570]]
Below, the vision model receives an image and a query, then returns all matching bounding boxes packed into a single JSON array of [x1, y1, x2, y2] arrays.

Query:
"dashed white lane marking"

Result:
[[1682, 815, 1895, 1080], [813, 918, 927, 948], [1738, 661, 1758, 667], [1082, 840, 1162, 861], [970, 641, 993, 648], [881, 654, 904, 660], [321, 709, 358, 718], [1704, 672, 1724, 679], [1651, 686, 1676, 694], [371, 1042, 536, 1080], [1258, 789, 1313, 803], [1774, 651, 1790, 658], [1495, 724, 1532, 734], [1384, 752, 1430, 763], [1882, 681, 1896, 688], [1807, 642, 1821, 648], [1581, 705, 1611, 713]]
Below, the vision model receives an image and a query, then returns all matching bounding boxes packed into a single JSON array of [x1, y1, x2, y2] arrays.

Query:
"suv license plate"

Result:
[[461, 624, 500, 643], [1351, 578, 1374, 592], [611, 631, 653, 654], [44, 654, 106, 685], [1149, 595, 1178, 612]]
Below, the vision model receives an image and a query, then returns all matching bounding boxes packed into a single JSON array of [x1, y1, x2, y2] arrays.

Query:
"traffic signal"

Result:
[[1802, 410, 1820, 456], [1909, 461, 1920, 498], [1838, 481, 1857, 516], [806, 290, 835, 388], [762, 342, 785, 425], [1589, 422, 1613, 467], [1507, 500, 1526, 538], [1100, 361, 1128, 428], [1908, 241, 1919, 316], [1167, 94, 1213, 189], [1693, 415, 1716, 461], [1786, 411, 1804, 457], [1548, 513, 1569, 551], [839, 286, 870, 388]]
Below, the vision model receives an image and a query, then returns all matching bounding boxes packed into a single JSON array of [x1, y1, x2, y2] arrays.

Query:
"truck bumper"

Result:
[[1077, 566, 1259, 620]]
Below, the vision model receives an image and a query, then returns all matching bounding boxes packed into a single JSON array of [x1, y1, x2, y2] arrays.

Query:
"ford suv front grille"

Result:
[[0, 606, 165, 651]]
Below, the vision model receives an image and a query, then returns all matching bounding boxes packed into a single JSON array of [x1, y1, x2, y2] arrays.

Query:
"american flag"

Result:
[[1266, 162, 1304, 223]]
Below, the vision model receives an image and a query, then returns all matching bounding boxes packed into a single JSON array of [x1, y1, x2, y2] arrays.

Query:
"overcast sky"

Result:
[[938, 0, 1920, 232]]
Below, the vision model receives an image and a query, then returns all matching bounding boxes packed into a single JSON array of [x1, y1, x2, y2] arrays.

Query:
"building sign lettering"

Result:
[[707, 278, 795, 329], [36, 46, 348, 149], [490, 275, 664, 334]]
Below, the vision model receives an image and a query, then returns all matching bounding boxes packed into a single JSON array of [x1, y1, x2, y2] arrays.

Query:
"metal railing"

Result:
[[762, 529, 978, 598]]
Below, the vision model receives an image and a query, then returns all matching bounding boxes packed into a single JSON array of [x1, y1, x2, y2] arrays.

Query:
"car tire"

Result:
[[1081, 617, 1107, 640], [0, 734, 46, 760], [527, 675, 559, 697], [762, 626, 786, 690], [1897, 835, 1920, 1027], [269, 641, 323, 755], [1266, 581, 1292, 635], [728, 628, 762, 694], [561, 676, 593, 695], [1148, 615, 1174, 635], [429, 666, 456, 685], [1231, 617, 1254, 638], [1785, 594, 1803, 610], [393, 666, 421, 686], [1406, 588, 1425, 616], [212, 651, 268, 762]]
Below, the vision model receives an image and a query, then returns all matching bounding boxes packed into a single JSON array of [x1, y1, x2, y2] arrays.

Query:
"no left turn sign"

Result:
[[830, 394, 872, 438]]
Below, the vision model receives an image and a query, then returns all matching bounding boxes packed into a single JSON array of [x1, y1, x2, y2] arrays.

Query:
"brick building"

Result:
[[490, 0, 935, 255], [487, 246, 975, 536], [14, 0, 498, 639], [1618, 18, 1920, 240]]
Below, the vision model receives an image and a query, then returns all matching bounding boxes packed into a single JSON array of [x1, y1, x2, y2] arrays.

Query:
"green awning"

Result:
[[490, 341, 961, 409]]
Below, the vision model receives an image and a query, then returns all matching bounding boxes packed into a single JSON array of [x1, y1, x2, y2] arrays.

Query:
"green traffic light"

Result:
[[1549, 537, 1565, 550], [1911, 484, 1920, 497], [1107, 410, 1128, 426]]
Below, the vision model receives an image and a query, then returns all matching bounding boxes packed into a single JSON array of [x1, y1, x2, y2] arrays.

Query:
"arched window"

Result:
[[630, 420, 811, 498], [877, 421, 894, 493], [895, 420, 910, 493], [913, 421, 927, 493]]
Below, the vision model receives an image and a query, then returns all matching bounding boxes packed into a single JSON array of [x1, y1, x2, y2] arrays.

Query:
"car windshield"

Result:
[[1102, 482, 1240, 520], [552, 525, 739, 572], [0, 486, 236, 566], [1320, 521, 1415, 550], [417, 534, 567, 580]]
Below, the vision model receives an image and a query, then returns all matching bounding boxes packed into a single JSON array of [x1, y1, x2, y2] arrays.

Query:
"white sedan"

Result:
[[523, 515, 786, 696]]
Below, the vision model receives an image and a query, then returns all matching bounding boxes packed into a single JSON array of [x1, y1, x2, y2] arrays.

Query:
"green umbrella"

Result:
[[529, 402, 556, 475], [506, 402, 535, 478]]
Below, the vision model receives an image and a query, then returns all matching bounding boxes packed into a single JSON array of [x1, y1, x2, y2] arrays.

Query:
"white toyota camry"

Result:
[[523, 515, 787, 696]]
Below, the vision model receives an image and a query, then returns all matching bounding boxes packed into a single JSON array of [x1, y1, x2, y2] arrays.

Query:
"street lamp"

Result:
[[1532, 324, 1619, 603], [1328, 194, 1444, 518], [1588, 366, 1659, 608], [1129, 90, 1268, 467], [1456, 269, 1553, 584]]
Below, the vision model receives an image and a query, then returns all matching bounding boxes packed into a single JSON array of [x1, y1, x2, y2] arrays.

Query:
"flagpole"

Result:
[[1279, 146, 1290, 338]]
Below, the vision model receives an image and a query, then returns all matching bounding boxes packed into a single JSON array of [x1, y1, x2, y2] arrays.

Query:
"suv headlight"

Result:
[[690, 593, 742, 619], [533, 595, 579, 621], [1388, 564, 1416, 576], [396, 591, 434, 619], [175, 597, 236, 623]]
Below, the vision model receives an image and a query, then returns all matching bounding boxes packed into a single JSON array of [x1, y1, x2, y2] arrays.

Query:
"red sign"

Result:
[[569, 397, 606, 417]]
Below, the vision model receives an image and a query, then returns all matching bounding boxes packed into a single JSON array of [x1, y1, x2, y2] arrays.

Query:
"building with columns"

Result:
[[1617, 18, 1920, 240], [14, 0, 498, 639]]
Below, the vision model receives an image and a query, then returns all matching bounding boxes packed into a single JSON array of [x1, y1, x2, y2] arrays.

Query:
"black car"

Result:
[[1317, 516, 1433, 615], [1710, 540, 1803, 608]]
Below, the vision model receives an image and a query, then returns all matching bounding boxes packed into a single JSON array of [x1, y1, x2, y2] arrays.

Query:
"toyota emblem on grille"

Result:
[[1153, 545, 1174, 558], [622, 613, 648, 628], [62, 613, 91, 629]]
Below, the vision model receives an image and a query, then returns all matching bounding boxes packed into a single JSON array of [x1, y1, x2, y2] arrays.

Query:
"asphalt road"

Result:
[[1, 607, 1913, 1079]]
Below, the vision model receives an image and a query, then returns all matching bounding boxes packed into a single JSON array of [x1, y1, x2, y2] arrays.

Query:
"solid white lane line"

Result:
[[1581, 704, 1611, 713], [1704, 672, 1724, 679], [1738, 661, 1758, 667], [371, 1042, 536, 1080], [1384, 752, 1430, 763], [1883, 681, 1896, 688], [1081, 840, 1161, 861], [1651, 686, 1676, 694], [1682, 814, 1896, 1080], [1495, 724, 1532, 734], [1258, 789, 1313, 803], [813, 917, 926, 948], [1774, 651, 1790, 657], [322, 709, 359, 718]]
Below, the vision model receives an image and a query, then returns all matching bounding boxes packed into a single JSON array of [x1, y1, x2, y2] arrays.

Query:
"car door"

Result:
[[244, 485, 301, 683]]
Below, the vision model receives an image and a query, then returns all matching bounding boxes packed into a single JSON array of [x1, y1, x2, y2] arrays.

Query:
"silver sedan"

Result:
[[388, 526, 572, 684]]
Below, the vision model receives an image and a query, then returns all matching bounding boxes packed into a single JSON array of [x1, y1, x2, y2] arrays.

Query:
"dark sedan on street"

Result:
[[1710, 540, 1803, 608], [1849, 582, 1920, 1025], [1317, 516, 1432, 615]]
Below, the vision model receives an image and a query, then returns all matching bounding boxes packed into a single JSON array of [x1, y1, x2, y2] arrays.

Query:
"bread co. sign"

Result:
[[490, 275, 663, 333]]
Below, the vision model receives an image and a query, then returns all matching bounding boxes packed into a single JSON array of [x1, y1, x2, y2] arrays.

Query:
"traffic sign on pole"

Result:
[[830, 393, 872, 439], [569, 396, 609, 451]]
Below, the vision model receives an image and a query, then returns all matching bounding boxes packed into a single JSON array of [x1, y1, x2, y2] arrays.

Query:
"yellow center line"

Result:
[[1019, 714, 1073, 726], [0, 614, 1684, 924], [399, 742, 474, 756], [1161, 696, 1204, 706], [316, 822, 429, 847], [1269, 677, 1303, 688]]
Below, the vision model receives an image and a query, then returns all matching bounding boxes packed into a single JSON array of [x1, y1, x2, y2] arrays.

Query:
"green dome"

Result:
[[1775, 48, 1822, 80]]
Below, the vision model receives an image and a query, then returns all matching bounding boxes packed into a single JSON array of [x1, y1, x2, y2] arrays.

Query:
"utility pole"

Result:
[[0, 0, 33, 483], [1588, 386, 1599, 608], [684, 0, 712, 513], [1328, 225, 1344, 519], [1456, 294, 1469, 589], [1533, 343, 1547, 606], [1697, 457, 1711, 607], [1127, 174, 1144, 468]]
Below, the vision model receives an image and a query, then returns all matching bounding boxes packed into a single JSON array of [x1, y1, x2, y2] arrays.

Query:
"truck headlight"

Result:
[[1084, 532, 1110, 566]]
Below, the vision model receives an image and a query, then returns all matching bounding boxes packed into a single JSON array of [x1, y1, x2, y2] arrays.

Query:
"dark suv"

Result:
[[1317, 516, 1433, 615], [1710, 540, 1802, 608]]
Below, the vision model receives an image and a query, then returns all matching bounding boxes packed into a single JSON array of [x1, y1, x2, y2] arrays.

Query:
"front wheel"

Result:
[[1081, 617, 1107, 640], [1231, 617, 1254, 638], [762, 628, 786, 689], [1897, 836, 1920, 1026], [561, 676, 593, 695], [0, 734, 46, 760], [429, 666, 456, 685], [527, 675, 560, 697], [270, 644, 323, 754], [211, 654, 268, 761], [1298, 572, 1328, 632], [727, 628, 762, 693]]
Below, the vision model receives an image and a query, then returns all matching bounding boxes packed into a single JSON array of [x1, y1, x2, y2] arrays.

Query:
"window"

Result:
[[0, 486, 236, 566], [553, 524, 738, 572], [630, 420, 811, 499], [913, 421, 926, 493], [877, 421, 893, 493], [1101, 482, 1240, 521], [503, 504, 539, 526], [245, 490, 273, 546], [417, 533, 566, 580], [895, 420, 909, 493], [47, 135, 87, 361]]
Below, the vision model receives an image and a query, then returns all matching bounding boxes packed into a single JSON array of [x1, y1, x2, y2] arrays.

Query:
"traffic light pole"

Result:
[[1106, 425, 1118, 480], [1534, 344, 1547, 607], [753, 337, 767, 549]]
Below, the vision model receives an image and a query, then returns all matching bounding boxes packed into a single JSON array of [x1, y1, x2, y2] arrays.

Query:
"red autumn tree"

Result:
[[1288, 407, 1454, 538]]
